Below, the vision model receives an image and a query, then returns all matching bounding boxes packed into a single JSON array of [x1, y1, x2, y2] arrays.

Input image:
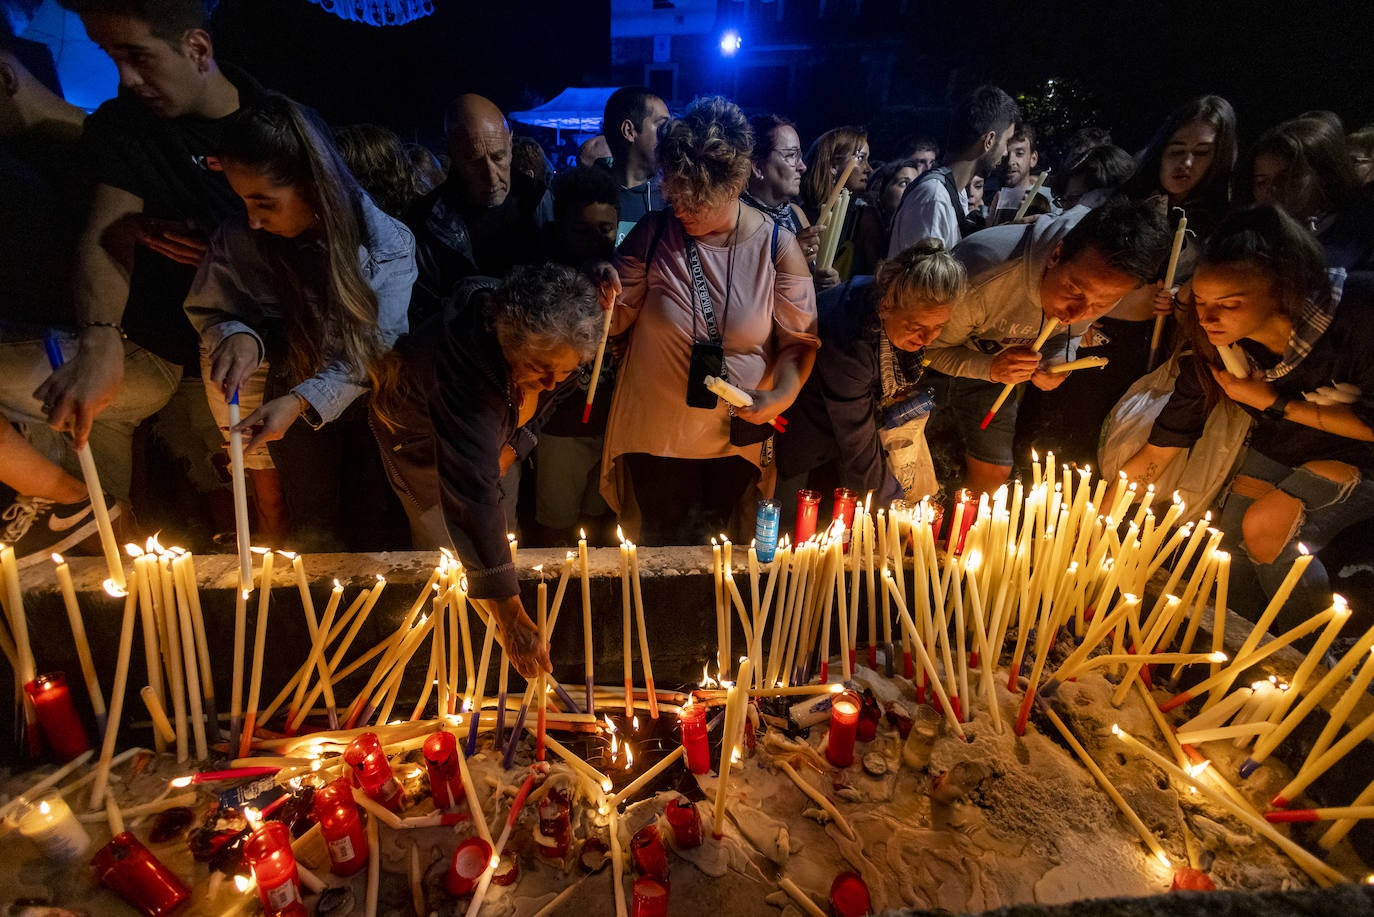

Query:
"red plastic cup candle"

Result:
[[423, 731, 464, 810], [826, 690, 862, 768], [244, 821, 306, 917], [679, 702, 711, 775], [832, 488, 858, 550], [829, 871, 872, 917], [664, 796, 702, 849], [632, 876, 670, 917], [344, 731, 405, 812], [444, 836, 493, 896], [312, 777, 368, 876], [90, 832, 191, 917], [795, 489, 822, 542], [25, 672, 90, 762], [631, 823, 669, 881], [535, 788, 572, 858]]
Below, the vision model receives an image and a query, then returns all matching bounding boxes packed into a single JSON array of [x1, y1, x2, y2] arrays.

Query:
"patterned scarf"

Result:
[[1262, 268, 1346, 382], [878, 323, 929, 408], [741, 190, 803, 235]]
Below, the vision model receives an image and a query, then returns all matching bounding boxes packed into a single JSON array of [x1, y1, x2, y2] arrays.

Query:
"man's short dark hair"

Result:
[[58, 0, 216, 43], [602, 85, 660, 160], [1062, 145, 1136, 193], [1058, 196, 1170, 285], [551, 165, 620, 221], [1010, 123, 1037, 151], [947, 84, 1019, 155]]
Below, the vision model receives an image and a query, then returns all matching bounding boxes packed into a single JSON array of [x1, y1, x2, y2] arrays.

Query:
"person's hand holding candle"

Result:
[[235, 393, 311, 451], [209, 332, 262, 400], [988, 346, 1042, 385]]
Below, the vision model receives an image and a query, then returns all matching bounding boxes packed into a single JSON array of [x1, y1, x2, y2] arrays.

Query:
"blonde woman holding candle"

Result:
[[1120, 204, 1374, 632], [601, 96, 819, 546]]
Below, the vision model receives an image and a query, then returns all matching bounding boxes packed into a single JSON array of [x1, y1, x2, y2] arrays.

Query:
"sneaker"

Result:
[[3, 493, 123, 568]]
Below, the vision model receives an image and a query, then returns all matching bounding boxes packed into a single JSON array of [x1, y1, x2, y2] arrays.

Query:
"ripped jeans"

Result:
[[1218, 449, 1374, 635]]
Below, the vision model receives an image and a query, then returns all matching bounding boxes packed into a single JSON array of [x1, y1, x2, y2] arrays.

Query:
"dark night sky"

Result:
[[207, 0, 1373, 153], [213, 0, 612, 143]]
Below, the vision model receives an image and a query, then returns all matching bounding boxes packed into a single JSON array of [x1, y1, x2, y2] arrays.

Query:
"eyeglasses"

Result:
[[773, 148, 803, 166]]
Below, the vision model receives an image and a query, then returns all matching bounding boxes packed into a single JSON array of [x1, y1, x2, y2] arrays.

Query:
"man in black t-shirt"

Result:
[[0, 0, 259, 504]]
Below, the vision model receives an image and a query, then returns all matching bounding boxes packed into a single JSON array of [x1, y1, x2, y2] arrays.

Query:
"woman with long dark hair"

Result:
[[798, 126, 872, 280], [185, 92, 415, 545], [1122, 204, 1374, 632]]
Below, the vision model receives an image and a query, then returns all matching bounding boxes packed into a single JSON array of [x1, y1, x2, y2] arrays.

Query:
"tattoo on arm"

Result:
[[1142, 462, 1158, 484]]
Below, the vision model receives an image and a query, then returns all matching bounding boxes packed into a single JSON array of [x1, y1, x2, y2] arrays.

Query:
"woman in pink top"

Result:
[[602, 96, 820, 545]]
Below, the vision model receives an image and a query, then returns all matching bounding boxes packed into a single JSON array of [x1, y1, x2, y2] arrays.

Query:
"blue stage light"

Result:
[[719, 30, 742, 56]]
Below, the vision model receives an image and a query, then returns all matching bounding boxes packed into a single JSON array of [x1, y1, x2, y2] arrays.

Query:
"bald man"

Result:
[[405, 93, 553, 325]]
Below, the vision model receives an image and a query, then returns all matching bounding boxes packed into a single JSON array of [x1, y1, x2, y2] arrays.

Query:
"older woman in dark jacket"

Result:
[[775, 239, 966, 518]]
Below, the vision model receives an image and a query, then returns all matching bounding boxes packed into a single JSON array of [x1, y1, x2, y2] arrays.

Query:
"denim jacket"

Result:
[[184, 194, 416, 424]]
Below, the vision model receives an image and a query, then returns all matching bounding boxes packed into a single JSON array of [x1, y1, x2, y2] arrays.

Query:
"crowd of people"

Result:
[[2, 0, 1372, 676]]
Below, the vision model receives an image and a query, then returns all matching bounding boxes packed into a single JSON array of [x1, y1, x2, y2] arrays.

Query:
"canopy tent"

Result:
[[510, 87, 620, 133]]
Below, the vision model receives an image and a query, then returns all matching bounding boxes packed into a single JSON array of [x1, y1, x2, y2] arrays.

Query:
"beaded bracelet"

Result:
[[79, 321, 128, 338]]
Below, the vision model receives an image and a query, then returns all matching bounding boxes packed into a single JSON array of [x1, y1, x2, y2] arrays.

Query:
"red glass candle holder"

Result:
[[826, 690, 861, 768], [312, 777, 368, 876], [679, 703, 711, 775], [344, 732, 405, 812], [90, 832, 190, 917], [664, 796, 701, 849], [445, 836, 493, 896], [25, 673, 90, 762], [632, 876, 670, 917], [536, 789, 572, 858], [423, 731, 464, 811], [244, 821, 306, 917], [631, 823, 669, 882], [795, 489, 821, 542], [832, 488, 858, 550], [829, 871, 872, 917]]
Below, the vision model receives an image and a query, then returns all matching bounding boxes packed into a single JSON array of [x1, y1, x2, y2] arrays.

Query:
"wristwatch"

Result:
[[1264, 394, 1292, 421]]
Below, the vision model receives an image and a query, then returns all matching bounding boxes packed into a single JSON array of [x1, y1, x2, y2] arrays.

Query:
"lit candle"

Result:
[[794, 489, 821, 543], [344, 731, 406, 812], [89, 568, 140, 811], [579, 530, 595, 715], [244, 821, 306, 917], [621, 532, 635, 717], [825, 689, 861, 767], [314, 776, 369, 876], [227, 388, 253, 589], [17, 791, 90, 861]]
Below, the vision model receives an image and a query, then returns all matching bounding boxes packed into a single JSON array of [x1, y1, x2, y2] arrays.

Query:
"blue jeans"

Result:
[[1219, 449, 1374, 635]]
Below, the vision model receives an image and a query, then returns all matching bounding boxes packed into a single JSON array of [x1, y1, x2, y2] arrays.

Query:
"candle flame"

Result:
[[277, 550, 297, 560], [440, 546, 454, 560], [249, 545, 269, 555], [1298, 542, 1309, 556], [1031, 449, 1039, 462], [103, 579, 126, 598], [146, 533, 165, 554], [241, 589, 252, 600], [579, 528, 586, 540], [1156, 851, 1172, 867], [51, 553, 64, 565], [489, 853, 500, 869], [1110, 723, 1123, 736], [332, 579, 342, 591], [1186, 760, 1212, 779], [710, 536, 717, 547], [243, 806, 261, 829], [38, 800, 50, 815], [603, 715, 617, 734], [610, 734, 619, 758], [508, 533, 516, 543], [170, 776, 193, 788], [1209, 652, 1228, 663], [234, 875, 251, 893], [601, 777, 613, 792], [533, 564, 544, 573], [124, 542, 143, 557], [719, 534, 730, 544], [730, 747, 741, 764], [618, 526, 626, 544], [376, 574, 386, 583], [632, 715, 639, 730], [700, 666, 719, 689]]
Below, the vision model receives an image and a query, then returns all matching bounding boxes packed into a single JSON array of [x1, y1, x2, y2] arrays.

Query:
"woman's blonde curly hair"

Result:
[[658, 96, 754, 216]]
